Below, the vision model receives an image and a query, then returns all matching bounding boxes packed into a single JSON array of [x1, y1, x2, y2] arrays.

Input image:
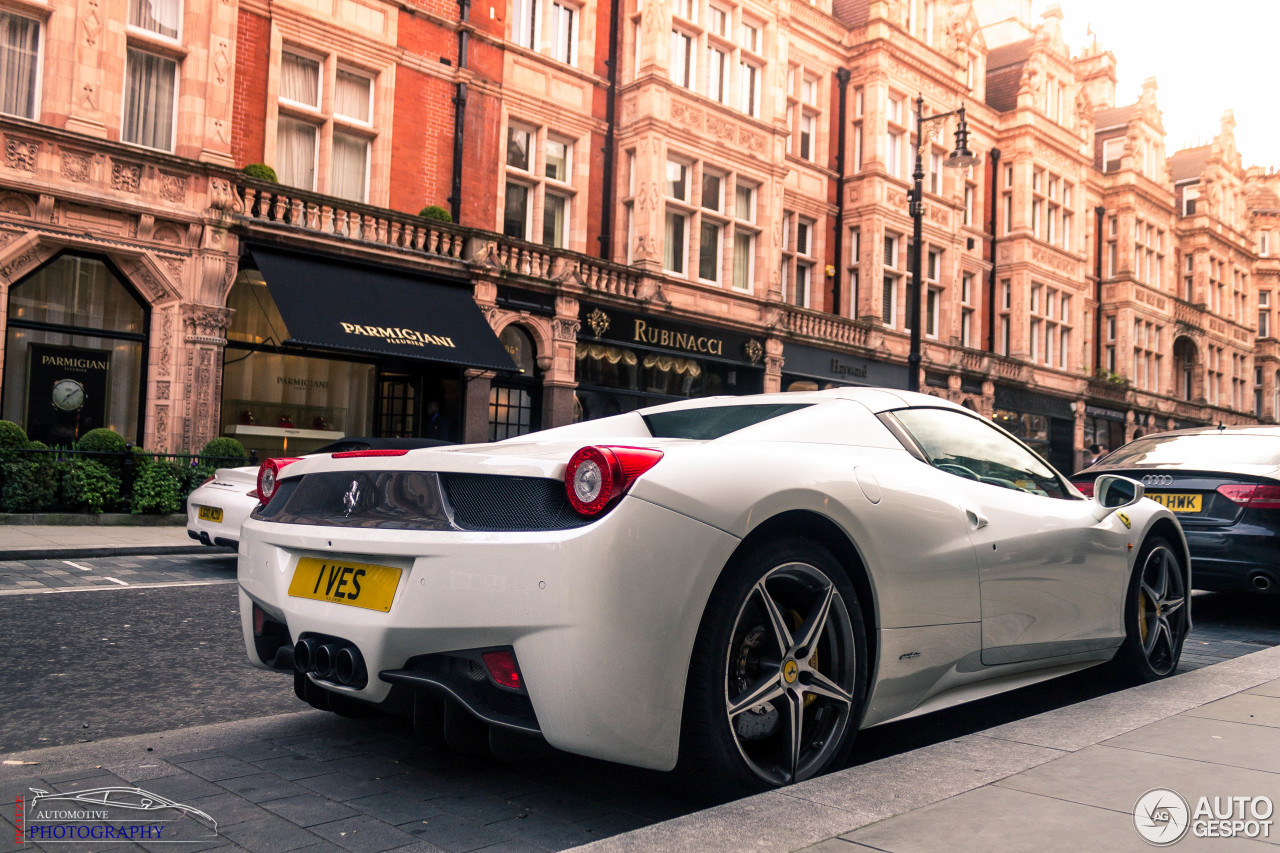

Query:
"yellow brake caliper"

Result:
[[789, 610, 821, 708]]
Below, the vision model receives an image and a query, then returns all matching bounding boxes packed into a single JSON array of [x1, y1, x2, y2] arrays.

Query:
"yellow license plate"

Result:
[[288, 557, 402, 612], [1147, 493, 1202, 512], [197, 505, 223, 523]]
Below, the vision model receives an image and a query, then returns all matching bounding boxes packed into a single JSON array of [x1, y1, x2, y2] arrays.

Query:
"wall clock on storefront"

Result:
[[52, 378, 86, 412]]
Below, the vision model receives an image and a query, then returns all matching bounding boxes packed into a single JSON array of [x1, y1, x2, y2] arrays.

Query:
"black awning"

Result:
[[248, 247, 515, 372]]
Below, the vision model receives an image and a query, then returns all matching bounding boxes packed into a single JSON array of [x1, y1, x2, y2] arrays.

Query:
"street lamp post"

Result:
[[907, 94, 979, 393]]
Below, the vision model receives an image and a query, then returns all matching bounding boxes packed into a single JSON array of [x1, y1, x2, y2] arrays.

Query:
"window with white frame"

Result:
[[1028, 283, 1071, 369], [999, 279, 1011, 356], [785, 216, 814, 307], [852, 87, 864, 173], [1260, 230, 1271, 257], [1133, 219, 1165, 288], [923, 247, 941, 338], [1181, 184, 1199, 216], [886, 93, 905, 179], [1105, 215, 1117, 278], [786, 67, 821, 162], [963, 181, 974, 226], [732, 180, 757, 291], [670, 28, 693, 87], [273, 50, 376, 202], [130, 0, 180, 38], [960, 271, 974, 347], [550, 0, 578, 63], [664, 155, 760, 288], [1130, 318, 1161, 393], [1030, 167, 1044, 240], [882, 233, 902, 326], [847, 227, 860, 316], [0, 12, 41, 120], [503, 122, 575, 248], [1102, 137, 1123, 174], [123, 47, 178, 151]]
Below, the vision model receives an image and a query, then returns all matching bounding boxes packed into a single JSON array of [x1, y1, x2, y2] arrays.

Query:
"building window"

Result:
[[670, 29, 693, 87], [882, 234, 902, 327], [503, 123, 575, 248], [963, 183, 974, 227], [960, 271, 974, 347], [732, 181, 757, 292], [123, 48, 177, 151], [739, 59, 760, 117], [550, 0, 577, 63], [129, 0, 180, 38], [698, 171, 724, 283], [1102, 137, 1122, 173], [1261, 231, 1271, 258], [1181, 185, 1199, 216], [0, 12, 40, 120], [513, 0, 538, 48], [707, 45, 727, 102], [886, 93, 905, 180], [1260, 309, 1270, 338]]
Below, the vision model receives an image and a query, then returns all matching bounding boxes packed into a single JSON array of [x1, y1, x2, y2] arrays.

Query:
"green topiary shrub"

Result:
[[242, 163, 278, 182], [200, 436, 248, 466], [418, 205, 452, 223], [1, 459, 58, 512], [130, 462, 184, 514], [60, 459, 121, 513], [0, 420, 28, 464], [77, 427, 128, 474]]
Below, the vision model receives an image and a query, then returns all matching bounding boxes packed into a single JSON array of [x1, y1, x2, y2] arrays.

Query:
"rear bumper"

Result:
[[1185, 526, 1280, 592], [237, 496, 740, 771]]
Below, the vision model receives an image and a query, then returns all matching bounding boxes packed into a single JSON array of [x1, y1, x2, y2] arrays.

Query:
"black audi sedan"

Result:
[[1071, 425, 1280, 594]]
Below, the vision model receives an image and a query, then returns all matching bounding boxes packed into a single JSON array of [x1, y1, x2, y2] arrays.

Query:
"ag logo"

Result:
[[1118, 512, 1131, 529], [1134, 788, 1190, 845]]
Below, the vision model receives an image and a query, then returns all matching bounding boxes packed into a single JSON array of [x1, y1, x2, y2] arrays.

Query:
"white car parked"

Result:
[[237, 389, 1190, 793]]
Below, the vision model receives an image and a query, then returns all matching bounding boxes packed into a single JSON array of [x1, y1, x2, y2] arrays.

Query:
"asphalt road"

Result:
[[1, 554, 1277, 851]]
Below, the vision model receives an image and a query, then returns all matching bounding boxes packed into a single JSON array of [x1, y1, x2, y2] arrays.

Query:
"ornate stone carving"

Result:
[[1, 248, 43, 283], [4, 137, 38, 171], [159, 172, 187, 202], [182, 304, 233, 344], [111, 161, 141, 193], [154, 225, 183, 245], [633, 233, 657, 260], [0, 194, 33, 216], [207, 177, 244, 213], [156, 381, 170, 401], [80, 83, 98, 112], [154, 406, 168, 450], [82, 0, 102, 46], [128, 263, 167, 301], [213, 39, 230, 85], [638, 181, 659, 214], [0, 231, 20, 250], [743, 339, 764, 364], [61, 150, 91, 182], [552, 318, 581, 340]]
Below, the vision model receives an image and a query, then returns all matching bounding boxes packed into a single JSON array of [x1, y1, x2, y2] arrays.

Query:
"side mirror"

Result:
[[1094, 475, 1144, 510]]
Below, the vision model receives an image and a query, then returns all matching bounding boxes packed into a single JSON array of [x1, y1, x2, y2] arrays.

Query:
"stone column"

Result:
[[463, 369, 494, 443], [181, 305, 232, 452]]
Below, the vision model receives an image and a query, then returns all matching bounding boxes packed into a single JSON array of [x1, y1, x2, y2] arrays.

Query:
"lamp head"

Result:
[[945, 105, 981, 168]]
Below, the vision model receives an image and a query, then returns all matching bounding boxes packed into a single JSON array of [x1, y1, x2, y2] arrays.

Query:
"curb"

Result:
[[0, 513, 188, 526], [0, 544, 233, 561]]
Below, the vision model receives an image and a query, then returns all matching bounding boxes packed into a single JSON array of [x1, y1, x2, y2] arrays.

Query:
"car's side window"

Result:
[[889, 408, 1070, 500]]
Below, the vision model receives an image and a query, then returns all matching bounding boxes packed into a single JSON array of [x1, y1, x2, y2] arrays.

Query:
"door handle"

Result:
[[966, 509, 988, 530]]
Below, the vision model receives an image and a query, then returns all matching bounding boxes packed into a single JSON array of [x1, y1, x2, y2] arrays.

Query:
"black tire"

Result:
[[1111, 535, 1189, 682], [678, 538, 867, 796]]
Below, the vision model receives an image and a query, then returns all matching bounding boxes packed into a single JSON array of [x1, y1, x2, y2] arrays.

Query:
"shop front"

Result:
[[779, 342, 909, 392], [573, 303, 765, 421], [992, 385, 1076, 476], [1, 254, 148, 445], [1083, 404, 1127, 460], [221, 246, 513, 454]]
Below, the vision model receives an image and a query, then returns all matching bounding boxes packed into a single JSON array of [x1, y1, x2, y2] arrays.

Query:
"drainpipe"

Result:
[[598, 0, 621, 259], [832, 68, 851, 314], [1093, 204, 1105, 375], [448, 0, 471, 224], [985, 147, 1000, 352]]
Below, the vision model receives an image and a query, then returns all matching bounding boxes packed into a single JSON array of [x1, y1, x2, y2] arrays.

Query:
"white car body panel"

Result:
[[237, 388, 1189, 774], [186, 466, 258, 547]]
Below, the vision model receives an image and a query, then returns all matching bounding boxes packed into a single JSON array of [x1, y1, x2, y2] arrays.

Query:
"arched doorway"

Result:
[[489, 324, 542, 440], [1, 254, 149, 444], [1173, 336, 1199, 402]]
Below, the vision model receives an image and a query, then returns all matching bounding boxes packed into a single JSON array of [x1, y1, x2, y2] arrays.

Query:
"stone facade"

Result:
[[0, 0, 1271, 467]]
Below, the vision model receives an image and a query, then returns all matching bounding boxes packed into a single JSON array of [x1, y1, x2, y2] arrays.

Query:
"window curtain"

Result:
[[281, 52, 319, 107], [334, 70, 370, 122], [276, 116, 317, 190], [0, 13, 38, 119], [331, 131, 368, 202], [542, 193, 566, 247], [123, 49, 176, 151], [129, 0, 180, 38]]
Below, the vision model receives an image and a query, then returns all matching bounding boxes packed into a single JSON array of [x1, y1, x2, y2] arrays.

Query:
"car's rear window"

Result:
[[1102, 434, 1280, 468], [642, 404, 811, 440]]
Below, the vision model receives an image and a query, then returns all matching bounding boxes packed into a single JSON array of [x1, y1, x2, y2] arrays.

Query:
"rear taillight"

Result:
[[1217, 484, 1280, 510], [199, 475, 215, 488], [256, 457, 301, 504], [565, 446, 664, 517], [332, 449, 410, 458], [1073, 480, 1095, 497]]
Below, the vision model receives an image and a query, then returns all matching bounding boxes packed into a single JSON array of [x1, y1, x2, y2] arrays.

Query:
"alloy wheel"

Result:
[[723, 561, 858, 786], [1137, 543, 1187, 676]]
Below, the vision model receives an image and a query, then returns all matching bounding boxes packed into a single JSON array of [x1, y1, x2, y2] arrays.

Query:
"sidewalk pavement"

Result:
[[580, 644, 1280, 853], [0, 519, 228, 561]]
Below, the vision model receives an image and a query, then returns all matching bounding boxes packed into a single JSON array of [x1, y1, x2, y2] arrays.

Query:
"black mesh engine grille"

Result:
[[440, 473, 590, 532], [251, 471, 590, 532]]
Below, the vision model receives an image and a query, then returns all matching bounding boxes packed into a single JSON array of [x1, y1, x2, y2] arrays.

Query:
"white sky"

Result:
[[991, 1, 1275, 170]]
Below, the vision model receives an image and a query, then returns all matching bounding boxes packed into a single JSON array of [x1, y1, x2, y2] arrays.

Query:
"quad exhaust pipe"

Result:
[[293, 638, 366, 686]]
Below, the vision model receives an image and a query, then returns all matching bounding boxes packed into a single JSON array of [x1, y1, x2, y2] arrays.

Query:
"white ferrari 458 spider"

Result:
[[237, 388, 1190, 792]]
